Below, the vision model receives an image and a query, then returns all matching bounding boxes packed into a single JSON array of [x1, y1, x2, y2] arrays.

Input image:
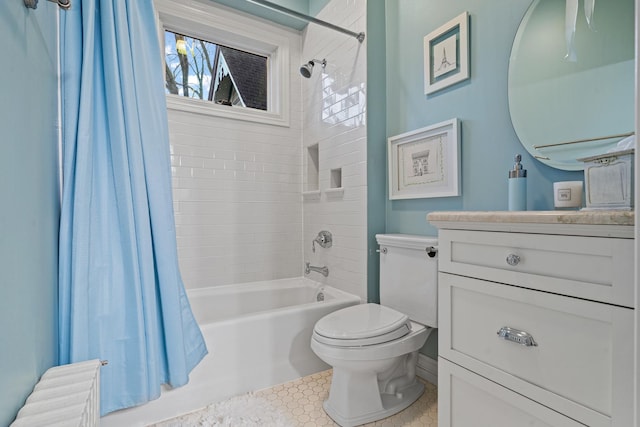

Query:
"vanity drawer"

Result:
[[438, 229, 634, 307], [439, 273, 633, 427], [439, 358, 584, 427]]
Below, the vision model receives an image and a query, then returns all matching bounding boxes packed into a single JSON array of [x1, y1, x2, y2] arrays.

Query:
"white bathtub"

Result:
[[101, 277, 360, 427]]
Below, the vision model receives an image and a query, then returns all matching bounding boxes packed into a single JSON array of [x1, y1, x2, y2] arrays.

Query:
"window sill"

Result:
[[166, 96, 290, 128]]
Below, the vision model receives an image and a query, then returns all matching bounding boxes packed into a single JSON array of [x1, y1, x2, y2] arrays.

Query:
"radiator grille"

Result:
[[11, 359, 101, 427]]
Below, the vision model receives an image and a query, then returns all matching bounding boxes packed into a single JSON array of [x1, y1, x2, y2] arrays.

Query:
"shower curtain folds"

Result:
[[58, 0, 207, 415]]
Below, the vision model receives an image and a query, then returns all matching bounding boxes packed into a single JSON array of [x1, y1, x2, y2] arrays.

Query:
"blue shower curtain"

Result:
[[58, 0, 207, 415]]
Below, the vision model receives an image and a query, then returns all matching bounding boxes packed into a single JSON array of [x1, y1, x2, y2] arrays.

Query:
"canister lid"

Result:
[[509, 154, 527, 178]]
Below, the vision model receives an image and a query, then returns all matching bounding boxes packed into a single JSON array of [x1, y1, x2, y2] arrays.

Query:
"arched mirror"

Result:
[[508, 0, 634, 170]]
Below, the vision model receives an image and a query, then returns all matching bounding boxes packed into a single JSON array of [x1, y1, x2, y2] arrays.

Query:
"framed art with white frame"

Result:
[[424, 12, 469, 95], [388, 118, 460, 200]]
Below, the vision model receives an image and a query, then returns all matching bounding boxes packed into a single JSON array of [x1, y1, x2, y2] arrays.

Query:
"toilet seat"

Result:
[[313, 303, 412, 347]]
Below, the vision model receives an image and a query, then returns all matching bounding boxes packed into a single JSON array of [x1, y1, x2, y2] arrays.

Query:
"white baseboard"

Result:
[[416, 353, 437, 385]]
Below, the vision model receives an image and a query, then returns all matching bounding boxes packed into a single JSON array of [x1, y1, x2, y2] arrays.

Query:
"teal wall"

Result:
[[211, 0, 312, 30], [0, 2, 60, 425], [385, 0, 582, 238], [308, 0, 331, 16], [366, 1, 387, 303], [383, 0, 582, 359], [209, 0, 331, 29]]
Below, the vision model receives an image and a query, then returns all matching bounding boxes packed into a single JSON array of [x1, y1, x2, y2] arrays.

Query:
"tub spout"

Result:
[[305, 262, 329, 277]]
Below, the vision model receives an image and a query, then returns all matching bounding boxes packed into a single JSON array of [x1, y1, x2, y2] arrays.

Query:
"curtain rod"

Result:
[[24, 0, 71, 10], [246, 0, 365, 43]]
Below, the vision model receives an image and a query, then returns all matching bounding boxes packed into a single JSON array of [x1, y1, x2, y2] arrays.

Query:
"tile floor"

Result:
[[154, 369, 437, 426]]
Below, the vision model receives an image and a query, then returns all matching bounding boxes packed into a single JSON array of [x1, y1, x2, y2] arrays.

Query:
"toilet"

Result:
[[310, 234, 438, 426]]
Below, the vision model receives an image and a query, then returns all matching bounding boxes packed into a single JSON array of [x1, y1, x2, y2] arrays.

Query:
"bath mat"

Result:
[[151, 393, 296, 427]]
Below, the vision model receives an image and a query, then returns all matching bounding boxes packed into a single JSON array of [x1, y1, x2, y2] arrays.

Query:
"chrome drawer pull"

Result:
[[497, 327, 537, 347], [506, 253, 521, 266]]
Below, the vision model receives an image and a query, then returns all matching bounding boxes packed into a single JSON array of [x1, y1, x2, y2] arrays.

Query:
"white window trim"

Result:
[[154, 0, 291, 127]]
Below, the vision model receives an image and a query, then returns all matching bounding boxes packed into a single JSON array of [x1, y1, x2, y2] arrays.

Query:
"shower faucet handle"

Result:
[[312, 230, 333, 252]]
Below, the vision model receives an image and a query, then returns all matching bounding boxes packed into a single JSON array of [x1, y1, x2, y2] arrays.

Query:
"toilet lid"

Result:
[[313, 303, 411, 347]]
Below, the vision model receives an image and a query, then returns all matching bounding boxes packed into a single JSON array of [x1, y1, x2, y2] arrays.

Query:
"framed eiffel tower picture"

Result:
[[424, 11, 470, 95]]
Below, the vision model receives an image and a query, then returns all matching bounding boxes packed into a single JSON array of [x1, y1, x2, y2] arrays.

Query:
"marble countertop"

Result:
[[427, 210, 635, 226]]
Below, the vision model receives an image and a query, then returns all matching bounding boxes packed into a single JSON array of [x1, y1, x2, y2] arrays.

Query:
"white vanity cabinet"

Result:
[[428, 211, 635, 427]]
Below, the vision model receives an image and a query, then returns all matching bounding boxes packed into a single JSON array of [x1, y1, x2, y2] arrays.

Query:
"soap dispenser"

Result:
[[508, 154, 527, 211]]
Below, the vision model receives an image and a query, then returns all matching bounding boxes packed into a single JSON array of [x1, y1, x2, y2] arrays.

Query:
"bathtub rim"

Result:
[[186, 277, 361, 327]]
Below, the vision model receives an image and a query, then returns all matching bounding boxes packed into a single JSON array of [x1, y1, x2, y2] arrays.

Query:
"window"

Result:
[[164, 31, 268, 111], [155, 0, 292, 126]]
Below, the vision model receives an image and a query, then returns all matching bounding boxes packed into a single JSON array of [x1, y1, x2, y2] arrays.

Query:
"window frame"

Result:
[[154, 0, 291, 127]]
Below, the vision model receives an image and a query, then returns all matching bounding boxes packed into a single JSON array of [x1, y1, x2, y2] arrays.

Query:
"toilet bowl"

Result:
[[311, 234, 438, 427], [311, 303, 431, 427]]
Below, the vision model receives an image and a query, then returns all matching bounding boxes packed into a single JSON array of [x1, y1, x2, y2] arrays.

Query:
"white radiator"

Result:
[[11, 359, 101, 427]]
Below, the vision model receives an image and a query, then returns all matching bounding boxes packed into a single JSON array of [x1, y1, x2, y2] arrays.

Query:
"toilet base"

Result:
[[323, 377, 425, 427]]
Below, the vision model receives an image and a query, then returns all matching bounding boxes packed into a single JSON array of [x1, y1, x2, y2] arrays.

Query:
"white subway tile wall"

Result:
[[168, 8, 303, 290], [302, 0, 368, 300], [168, 0, 368, 299]]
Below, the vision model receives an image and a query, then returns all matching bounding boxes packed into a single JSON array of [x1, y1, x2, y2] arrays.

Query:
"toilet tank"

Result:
[[376, 234, 438, 328]]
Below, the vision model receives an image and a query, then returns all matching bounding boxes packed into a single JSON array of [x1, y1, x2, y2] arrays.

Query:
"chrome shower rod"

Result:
[[246, 0, 365, 43]]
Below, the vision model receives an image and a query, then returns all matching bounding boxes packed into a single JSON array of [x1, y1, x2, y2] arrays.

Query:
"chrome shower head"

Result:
[[300, 59, 326, 78], [299, 63, 313, 78]]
